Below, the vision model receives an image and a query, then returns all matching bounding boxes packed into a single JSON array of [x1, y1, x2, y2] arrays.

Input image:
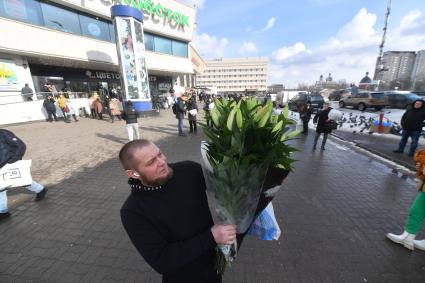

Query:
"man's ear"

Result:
[[125, 170, 139, 179]]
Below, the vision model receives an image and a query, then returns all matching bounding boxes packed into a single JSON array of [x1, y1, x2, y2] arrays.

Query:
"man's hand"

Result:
[[211, 224, 237, 245]]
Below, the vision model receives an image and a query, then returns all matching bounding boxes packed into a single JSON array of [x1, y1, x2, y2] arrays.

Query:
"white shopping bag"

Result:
[[247, 202, 281, 241], [0, 160, 32, 189]]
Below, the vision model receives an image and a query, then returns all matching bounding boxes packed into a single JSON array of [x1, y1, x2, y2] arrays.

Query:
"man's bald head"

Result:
[[119, 139, 153, 170]]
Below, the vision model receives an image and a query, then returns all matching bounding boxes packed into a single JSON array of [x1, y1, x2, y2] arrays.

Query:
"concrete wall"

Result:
[[0, 99, 90, 126]]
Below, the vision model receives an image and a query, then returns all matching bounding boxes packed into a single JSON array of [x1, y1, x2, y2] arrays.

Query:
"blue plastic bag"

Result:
[[247, 202, 281, 241]]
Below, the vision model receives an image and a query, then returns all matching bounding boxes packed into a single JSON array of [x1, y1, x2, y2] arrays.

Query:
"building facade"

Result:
[[412, 50, 425, 91], [374, 51, 416, 90], [0, 0, 198, 104], [196, 57, 268, 94]]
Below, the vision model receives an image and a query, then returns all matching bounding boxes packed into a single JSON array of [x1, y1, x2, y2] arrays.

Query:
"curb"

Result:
[[330, 132, 415, 171]]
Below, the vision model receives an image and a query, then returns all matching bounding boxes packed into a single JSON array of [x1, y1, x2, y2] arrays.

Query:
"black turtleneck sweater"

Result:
[[120, 161, 220, 283]]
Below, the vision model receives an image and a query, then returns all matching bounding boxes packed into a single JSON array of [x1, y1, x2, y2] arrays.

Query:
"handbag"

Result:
[[188, 109, 198, 116], [63, 105, 70, 113], [325, 119, 338, 131]]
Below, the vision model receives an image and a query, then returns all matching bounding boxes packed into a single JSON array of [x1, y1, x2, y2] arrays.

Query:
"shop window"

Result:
[[172, 40, 188, 58], [0, 0, 43, 26], [154, 36, 172, 55], [41, 2, 81, 34], [80, 14, 110, 41], [144, 33, 154, 51], [109, 23, 116, 42]]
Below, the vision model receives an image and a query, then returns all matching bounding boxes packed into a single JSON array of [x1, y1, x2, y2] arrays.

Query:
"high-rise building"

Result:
[[196, 57, 268, 94], [374, 51, 416, 89], [412, 50, 425, 91]]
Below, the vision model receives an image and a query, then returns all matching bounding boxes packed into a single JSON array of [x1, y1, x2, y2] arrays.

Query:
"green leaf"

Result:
[[272, 120, 283, 133], [282, 105, 289, 119], [226, 109, 236, 131], [236, 109, 243, 129], [287, 129, 301, 140]]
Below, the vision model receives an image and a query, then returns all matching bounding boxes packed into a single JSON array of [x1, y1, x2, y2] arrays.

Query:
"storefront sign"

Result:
[[87, 70, 121, 80], [121, 0, 190, 27], [158, 82, 171, 91], [0, 60, 19, 90]]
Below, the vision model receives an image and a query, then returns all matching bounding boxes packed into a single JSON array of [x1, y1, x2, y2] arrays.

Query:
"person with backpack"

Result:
[[122, 101, 140, 141], [0, 129, 48, 220]]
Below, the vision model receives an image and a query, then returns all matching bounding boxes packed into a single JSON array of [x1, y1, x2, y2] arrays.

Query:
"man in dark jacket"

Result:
[[299, 102, 312, 135], [21, 83, 34, 101], [176, 96, 186, 136], [121, 101, 140, 141], [43, 94, 58, 122], [0, 130, 47, 220], [313, 103, 333, 150], [119, 140, 236, 283], [393, 100, 425, 157]]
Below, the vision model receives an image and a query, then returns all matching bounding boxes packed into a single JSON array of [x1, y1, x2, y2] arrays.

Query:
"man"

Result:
[[21, 83, 34, 101], [393, 99, 425, 157], [175, 95, 186, 136], [119, 140, 236, 283], [43, 94, 58, 122], [121, 101, 140, 141], [0, 129, 47, 220], [298, 102, 312, 135]]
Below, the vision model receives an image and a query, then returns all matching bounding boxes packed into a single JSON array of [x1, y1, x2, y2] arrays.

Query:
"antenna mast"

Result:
[[375, 0, 392, 79]]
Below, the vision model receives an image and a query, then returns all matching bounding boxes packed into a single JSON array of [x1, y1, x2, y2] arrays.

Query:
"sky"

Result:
[[179, 0, 425, 88]]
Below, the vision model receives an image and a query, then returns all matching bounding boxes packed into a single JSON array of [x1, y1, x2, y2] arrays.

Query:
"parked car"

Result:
[[288, 92, 324, 112], [339, 91, 388, 111], [328, 89, 351, 101], [385, 92, 424, 109]]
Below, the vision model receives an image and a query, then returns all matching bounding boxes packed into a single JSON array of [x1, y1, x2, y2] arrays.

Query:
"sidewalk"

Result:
[[333, 130, 417, 171], [1, 110, 425, 282]]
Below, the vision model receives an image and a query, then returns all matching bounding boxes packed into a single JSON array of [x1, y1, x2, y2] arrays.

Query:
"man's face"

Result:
[[414, 101, 423, 109], [129, 143, 170, 185]]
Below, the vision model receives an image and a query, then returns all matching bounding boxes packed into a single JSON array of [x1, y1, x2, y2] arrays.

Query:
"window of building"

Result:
[[79, 14, 110, 41], [41, 2, 81, 34], [145, 33, 155, 51], [172, 40, 188, 57], [0, 0, 43, 25], [154, 36, 172, 55], [109, 23, 116, 42]]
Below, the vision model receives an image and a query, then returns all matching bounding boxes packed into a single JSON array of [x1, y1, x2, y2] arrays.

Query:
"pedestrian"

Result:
[[175, 95, 186, 136], [43, 94, 58, 122], [299, 102, 312, 135], [203, 95, 213, 128], [312, 102, 333, 150], [93, 95, 104, 120], [119, 139, 236, 283], [21, 83, 34, 101], [0, 129, 48, 221], [122, 100, 139, 141], [88, 95, 96, 118], [187, 95, 198, 134], [393, 100, 425, 157], [103, 95, 112, 120], [57, 93, 71, 123], [386, 148, 425, 251], [109, 97, 122, 123]]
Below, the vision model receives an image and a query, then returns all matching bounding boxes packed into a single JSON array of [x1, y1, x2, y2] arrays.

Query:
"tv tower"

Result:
[[373, 0, 392, 80]]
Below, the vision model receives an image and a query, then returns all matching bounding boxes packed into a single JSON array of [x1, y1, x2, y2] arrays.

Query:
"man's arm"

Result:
[[120, 209, 216, 275]]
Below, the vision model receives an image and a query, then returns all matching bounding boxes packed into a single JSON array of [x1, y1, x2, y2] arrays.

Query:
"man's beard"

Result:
[[154, 166, 174, 186]]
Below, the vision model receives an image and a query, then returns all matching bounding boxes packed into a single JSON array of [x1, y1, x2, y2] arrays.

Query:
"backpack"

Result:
[[0, 129, 27, 168], [172, 103, 177, 114]]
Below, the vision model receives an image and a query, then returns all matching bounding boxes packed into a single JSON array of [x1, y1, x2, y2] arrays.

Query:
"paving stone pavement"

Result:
[[1, 109, 425, 282]]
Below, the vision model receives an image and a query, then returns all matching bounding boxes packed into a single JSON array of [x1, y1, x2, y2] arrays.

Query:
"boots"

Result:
[[386, 231, 416, 250], [413, 239, 425, 251]]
